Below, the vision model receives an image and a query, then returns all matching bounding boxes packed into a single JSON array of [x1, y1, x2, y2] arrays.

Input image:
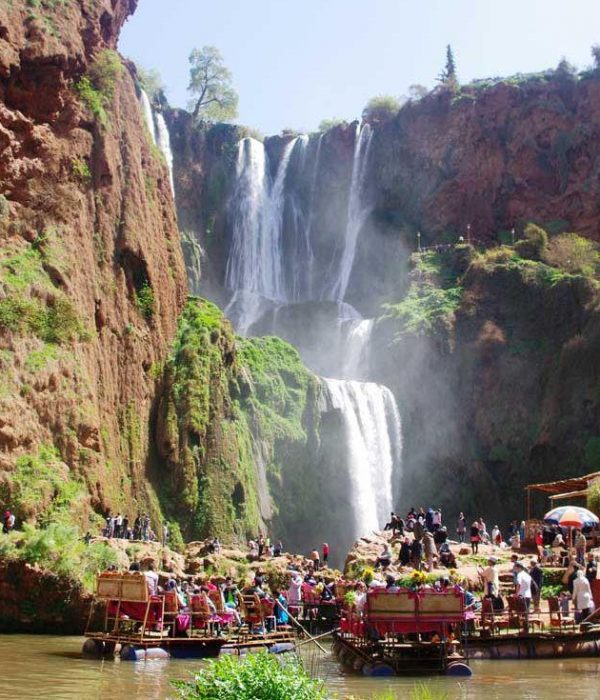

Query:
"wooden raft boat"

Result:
[[82, 572, 296, 660], [333, 588, 472, 676], [465, 595, 600, 659]]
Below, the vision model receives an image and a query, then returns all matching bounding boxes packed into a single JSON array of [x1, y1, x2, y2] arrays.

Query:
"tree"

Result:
[[514, 222, 549, 261], [318, 117, 346, 132], [407, 84, 428, 101], [591, 44, 600, 70], [188, 46, 238, 122], [438, 44, 458, 90], [362, 95, 403, 123], [137, 65, 164, 101], [555, 57, 577, 81]]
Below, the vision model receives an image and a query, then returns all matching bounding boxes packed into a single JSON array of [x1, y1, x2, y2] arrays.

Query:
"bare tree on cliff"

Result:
[[188, 46, 239, 122], [438, 44, 458, 91]]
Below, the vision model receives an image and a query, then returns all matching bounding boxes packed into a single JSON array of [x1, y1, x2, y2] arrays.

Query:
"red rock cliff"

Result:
[[0, 0, 187, 523]]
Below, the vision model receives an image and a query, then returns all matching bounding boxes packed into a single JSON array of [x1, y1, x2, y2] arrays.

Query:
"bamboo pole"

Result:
[[275, 599, 328, 653], [296, 627, 340, 648]]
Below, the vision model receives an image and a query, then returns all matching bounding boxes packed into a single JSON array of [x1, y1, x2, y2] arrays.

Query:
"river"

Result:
[[1, 636, 600, 699]]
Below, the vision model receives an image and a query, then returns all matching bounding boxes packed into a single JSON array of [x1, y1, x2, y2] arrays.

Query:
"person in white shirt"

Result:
[[515, 562, 532, 609], [573, 568, 594, 622]]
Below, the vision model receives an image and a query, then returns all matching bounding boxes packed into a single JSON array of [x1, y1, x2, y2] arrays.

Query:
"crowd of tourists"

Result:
[[100, 512, 169, 544], [247, 536, 330, 570]]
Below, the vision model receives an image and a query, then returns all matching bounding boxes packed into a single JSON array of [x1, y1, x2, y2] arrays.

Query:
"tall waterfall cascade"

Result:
[[321, 378, 402, 540], [324, 123, 373, 302], [138, 90, 175, 195], [219, 124, 403, 540]]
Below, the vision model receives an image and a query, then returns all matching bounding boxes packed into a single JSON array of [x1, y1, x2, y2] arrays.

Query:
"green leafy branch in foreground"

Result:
[[172, 652, 451, 700], [172, 652, 327, 700]]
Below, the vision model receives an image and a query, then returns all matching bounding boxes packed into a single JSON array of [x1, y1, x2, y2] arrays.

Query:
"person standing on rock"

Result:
[[411, 538, 423, 571], [310, 548, 321, 571], [456, 512, 466, 543], [423, 530, 435, 571], [413, 517, 425, 543], [322, 543, 329, 565], [162, 522, 169, 546], [470, 521, 480, 554]]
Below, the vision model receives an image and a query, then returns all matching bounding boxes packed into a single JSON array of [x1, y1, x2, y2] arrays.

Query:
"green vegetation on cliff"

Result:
[[0, 241, 88, 344], [156, 298, 319, 544]]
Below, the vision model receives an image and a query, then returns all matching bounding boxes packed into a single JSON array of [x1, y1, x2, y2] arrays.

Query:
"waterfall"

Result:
[[225, 137, 298, 331], [140, 89, 156, 144], [138, 90, 175, 196], [155, 112, 175, 195], [321, 378, 402, 538], [325, 123, 373, 302], [216, 126, 403, 547]]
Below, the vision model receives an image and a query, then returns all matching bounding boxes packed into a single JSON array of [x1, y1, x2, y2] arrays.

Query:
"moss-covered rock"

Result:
[[155, 298, 321, 544]]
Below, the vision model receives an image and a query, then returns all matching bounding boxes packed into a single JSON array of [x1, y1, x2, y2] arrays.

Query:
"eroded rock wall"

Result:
[[0, 0, 187, 524]]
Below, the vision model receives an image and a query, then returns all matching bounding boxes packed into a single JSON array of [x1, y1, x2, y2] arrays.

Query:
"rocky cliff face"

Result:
[[367, 75, 600, 245], [0, 0, 187, 526], [372, 246, 600, 524]]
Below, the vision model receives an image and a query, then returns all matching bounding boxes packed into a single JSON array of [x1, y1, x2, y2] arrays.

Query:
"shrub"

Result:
[[362, 94, 403, 123], [514, 223, 549, 261], [318, 117, 346, 132], [587, 479, 600, 517], [71, 158, 91, 184], [88, 50, 123, 101], [6, 523, 117, 590], [543, 232, 600, 277], [75, 76, 107, 125], [135, 281, 155, 320], [75, 49, 123, 126], [172, 652, 327, 700]]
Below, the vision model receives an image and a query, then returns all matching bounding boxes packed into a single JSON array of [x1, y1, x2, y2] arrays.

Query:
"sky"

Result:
[[119, 0, 600, 135]]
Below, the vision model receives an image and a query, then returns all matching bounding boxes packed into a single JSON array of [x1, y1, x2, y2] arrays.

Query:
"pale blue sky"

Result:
[[120, 0, 600, 135]]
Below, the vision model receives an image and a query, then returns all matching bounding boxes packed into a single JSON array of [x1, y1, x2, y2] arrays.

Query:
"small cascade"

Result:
[[321, 378, 402, 538], [155, 112, 175, 195], [340, 318, 374, 380], [324, 123, 373, 302], [140, 89, 156, 144]]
